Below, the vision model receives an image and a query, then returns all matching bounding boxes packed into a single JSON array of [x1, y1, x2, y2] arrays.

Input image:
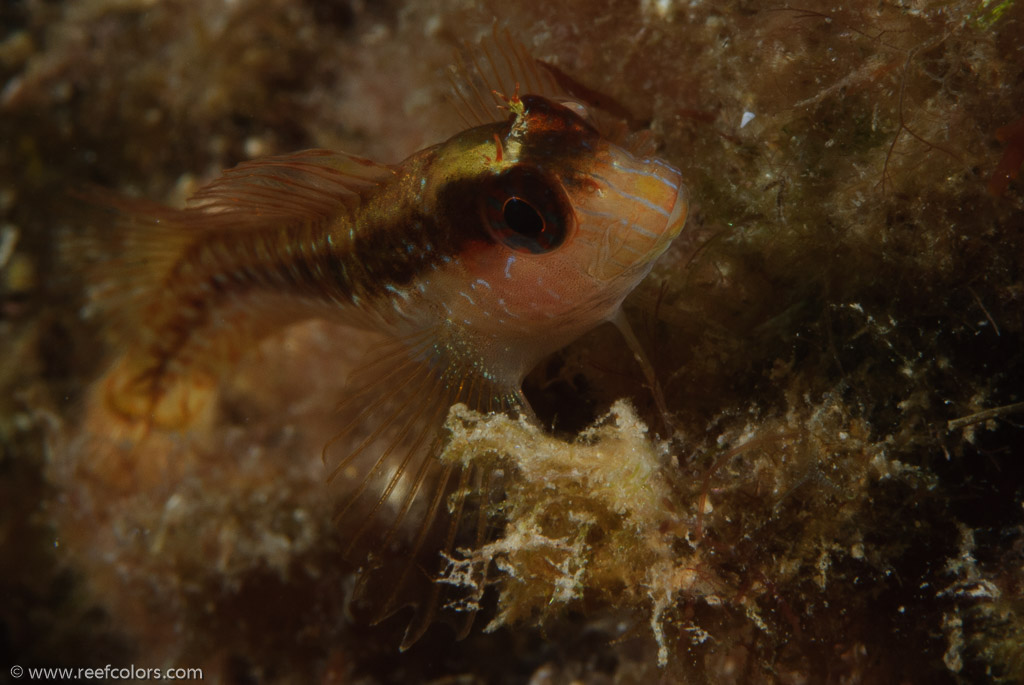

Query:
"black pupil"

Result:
[[479, 166, 571, 254], [502, 197, 544, 238]]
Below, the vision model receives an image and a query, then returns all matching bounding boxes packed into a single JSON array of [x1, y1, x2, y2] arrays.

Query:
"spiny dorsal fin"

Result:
[[446, 28, 654, 155], [446, 26, 561, 129]]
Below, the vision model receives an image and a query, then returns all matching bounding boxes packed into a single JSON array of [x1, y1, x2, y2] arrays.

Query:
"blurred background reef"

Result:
[[1, 0, 1023, 683]]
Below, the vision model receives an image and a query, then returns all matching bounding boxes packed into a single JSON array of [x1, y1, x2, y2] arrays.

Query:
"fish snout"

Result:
[[576, 150, 688, 280]]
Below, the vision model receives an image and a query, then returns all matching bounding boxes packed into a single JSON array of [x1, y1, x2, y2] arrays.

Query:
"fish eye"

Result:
[[480, 167, 573, 254]]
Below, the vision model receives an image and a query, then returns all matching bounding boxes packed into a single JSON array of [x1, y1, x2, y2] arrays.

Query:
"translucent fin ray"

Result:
[[187, 149, 396, 227], [324, 331, 522, 648], [446, 26, 560, 128]]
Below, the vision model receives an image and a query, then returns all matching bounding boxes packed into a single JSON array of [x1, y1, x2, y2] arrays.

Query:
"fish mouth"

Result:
[[610, 153, 689, 257], [661, 180, 689, 249], [574, 149, 689, 281], [643, 165, 689, 259]]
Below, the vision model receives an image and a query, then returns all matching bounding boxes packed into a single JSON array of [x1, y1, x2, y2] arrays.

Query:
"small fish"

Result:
[[78, 34, 688, 645]]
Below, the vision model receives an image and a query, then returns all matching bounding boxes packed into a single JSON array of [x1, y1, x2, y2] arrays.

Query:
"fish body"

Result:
[[103, 94, 685, 428], [82, 43, 688, 645]]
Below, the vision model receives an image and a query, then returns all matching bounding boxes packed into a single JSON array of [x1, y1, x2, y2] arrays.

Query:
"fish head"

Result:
[[422, 94, 688, 370]]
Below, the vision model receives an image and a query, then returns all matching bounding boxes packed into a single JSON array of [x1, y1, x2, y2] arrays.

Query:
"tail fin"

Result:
[[64, 190, 218, 428], [67, 189, 195, 346]]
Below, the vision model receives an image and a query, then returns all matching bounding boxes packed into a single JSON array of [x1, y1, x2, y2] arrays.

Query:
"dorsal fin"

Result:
[[186, 149, 397, 228], [446, 28, 652, 155], [70, 147, 398, 328], [534, 59, 649, 131], [446, 26, 561, 129]]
